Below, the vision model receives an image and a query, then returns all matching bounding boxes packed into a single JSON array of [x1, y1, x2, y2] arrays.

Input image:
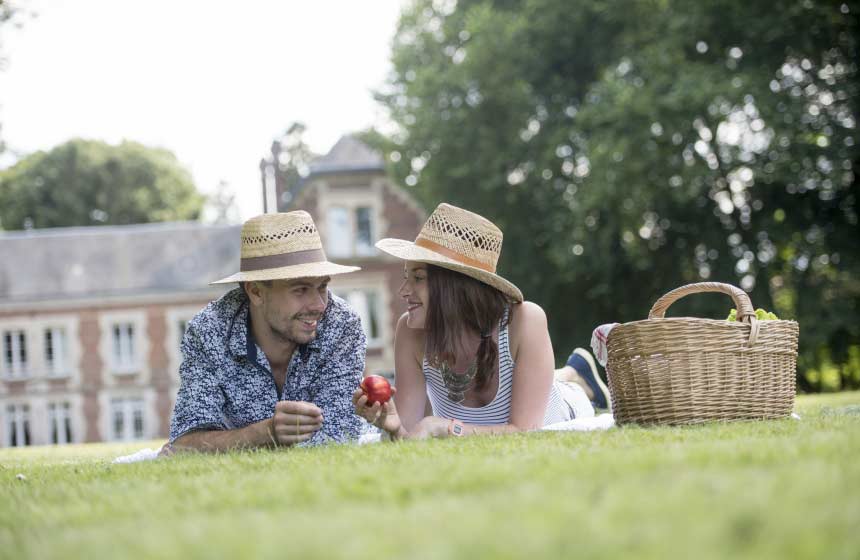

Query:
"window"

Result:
[[44, 327, 69, 377], [355, 206, 374, 256], [178, 319, 189, 346], [133, 406, 144, 438], [2, 330, 28, 379], [166, 308, 199, 385], [99, 312, 146, 378], [326, 206, 352, 257], [110, 398, 145, 441], [326, 205, 376, 258], [112, 323, 136, 372], [5, 404, 31, 447], [48, 402, 73, 445], [337, 289, 382, 347]]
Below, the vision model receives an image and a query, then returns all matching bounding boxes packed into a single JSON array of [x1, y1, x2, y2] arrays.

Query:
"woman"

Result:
[[353, 203, 610, 439]]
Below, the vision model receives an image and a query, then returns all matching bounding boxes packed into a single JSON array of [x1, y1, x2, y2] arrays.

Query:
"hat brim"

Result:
[[211, 261, 360, 285], [375, 238, 523, 303]]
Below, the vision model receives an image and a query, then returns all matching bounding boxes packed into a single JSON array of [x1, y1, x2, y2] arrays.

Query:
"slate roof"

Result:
[[0, 222, 241, 304], [307, 135, 385, 176]]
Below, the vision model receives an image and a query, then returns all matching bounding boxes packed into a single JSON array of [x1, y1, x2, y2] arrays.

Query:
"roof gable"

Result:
[[308, 135, 384, 176]]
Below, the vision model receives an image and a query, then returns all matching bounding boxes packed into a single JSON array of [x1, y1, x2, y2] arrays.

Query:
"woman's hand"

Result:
[[352, 387, 403, 436], [409, 416, 452, 440]]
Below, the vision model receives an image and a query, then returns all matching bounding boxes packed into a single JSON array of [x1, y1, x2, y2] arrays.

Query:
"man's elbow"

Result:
[[171, 431, 204, 451], [171, 428, 223, 453]]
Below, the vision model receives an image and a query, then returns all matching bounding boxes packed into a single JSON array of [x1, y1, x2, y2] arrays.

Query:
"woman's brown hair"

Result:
[[424, 264, 514, 391]]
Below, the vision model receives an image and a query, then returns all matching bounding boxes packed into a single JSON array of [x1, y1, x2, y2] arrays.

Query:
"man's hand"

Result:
[[271, 401, 323, 446]]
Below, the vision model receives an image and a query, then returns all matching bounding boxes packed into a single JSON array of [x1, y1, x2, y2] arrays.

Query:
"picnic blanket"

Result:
[[113, 447, 162, 463], [355, 413, 616, 444]]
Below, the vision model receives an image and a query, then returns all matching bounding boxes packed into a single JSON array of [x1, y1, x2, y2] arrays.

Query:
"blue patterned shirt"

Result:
[[169, 287, 366, 446]]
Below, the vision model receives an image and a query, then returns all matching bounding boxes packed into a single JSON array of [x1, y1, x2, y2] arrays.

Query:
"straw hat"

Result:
[[376, 203, 523, 302], [211, 211, 360, 284]]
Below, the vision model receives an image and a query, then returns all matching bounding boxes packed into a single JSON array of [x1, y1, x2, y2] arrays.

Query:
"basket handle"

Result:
[[648, 282, 755, 321]]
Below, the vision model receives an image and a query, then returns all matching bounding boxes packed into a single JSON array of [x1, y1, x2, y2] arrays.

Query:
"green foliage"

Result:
[[377, 0, 860, 390], [1, 392, 859, 559], [0, 138, 205, 229], [263, 122, 317, 211], [1, 2, 18, 153], [727, 308, 779, 321], [1, 2, 36, 155]]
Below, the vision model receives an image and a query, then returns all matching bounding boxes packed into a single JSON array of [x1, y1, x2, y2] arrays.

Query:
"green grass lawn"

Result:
[[2, 392, 859, 560]]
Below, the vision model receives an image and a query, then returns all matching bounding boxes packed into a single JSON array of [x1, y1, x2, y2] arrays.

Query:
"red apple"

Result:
[[360, 375, 392, 406]]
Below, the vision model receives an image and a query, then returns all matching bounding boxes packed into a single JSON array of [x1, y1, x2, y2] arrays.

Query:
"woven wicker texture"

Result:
[[375, 203, 524, 302], [210, 211, 360, 284], [606, 282, 799, 426], [240, 211, 321, 257], [419, 203, 503, 270]]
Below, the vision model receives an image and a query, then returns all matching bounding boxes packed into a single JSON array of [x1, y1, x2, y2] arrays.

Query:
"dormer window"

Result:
[[326, 205, 376, 258], [355, 206, 374, 255], [335, 288, 383, 348]]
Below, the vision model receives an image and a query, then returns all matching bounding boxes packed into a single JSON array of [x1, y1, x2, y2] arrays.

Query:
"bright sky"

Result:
[[0, 0, 405, 221]]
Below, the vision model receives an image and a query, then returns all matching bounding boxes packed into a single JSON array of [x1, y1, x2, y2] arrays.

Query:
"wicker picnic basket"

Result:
[[605, 282, 799, 426]]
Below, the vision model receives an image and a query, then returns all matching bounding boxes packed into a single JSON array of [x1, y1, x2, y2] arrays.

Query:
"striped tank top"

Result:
[[423, 307, 572, 426]]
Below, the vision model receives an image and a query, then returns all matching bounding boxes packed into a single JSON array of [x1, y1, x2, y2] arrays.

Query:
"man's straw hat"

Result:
[[211, 211, 359, 284], [376, 203, 523, 302]]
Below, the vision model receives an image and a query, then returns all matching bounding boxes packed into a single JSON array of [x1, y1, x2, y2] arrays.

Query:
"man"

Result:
[[167, 210, 366, 452]]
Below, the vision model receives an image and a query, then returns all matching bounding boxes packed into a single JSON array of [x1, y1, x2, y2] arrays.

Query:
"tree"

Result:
[[259, 122, 316, 212], [0, 1, 33, 155], [203, 180, 241, 224], [378, 0, 860, 390], [0, 1, 23, 68], [0, 139, 205, 229]]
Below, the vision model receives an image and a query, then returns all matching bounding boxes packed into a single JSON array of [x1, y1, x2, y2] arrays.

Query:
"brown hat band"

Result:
[[240, 248, 327, 272], [414, 238, 495, 273]]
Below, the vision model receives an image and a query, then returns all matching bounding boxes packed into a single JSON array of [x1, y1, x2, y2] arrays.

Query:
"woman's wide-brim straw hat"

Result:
[[376, 203, 523, 302], [211, 211, 360, 284]]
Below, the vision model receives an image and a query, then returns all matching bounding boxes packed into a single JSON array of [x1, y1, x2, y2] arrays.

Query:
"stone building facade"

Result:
[[0, 222, 237, 446]]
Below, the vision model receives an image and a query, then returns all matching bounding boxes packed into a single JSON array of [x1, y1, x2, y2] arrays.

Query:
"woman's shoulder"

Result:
[[508, 301, 549, 346], [510, 301, 548, 326]]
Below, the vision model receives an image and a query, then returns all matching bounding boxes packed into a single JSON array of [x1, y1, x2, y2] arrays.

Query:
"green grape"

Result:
[[727, 308, 779, 321]]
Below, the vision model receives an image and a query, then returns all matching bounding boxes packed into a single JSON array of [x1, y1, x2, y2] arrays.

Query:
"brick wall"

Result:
[[0, 296, 214, 446]]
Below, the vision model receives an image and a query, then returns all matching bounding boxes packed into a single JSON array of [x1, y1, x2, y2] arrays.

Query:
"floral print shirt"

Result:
[[169, 287, 366, 446]]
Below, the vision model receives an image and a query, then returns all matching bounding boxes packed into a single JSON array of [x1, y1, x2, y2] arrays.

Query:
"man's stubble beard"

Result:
[[265, 308, 319, 346]]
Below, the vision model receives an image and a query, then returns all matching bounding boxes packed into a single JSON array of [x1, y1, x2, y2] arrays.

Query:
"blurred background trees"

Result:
[[1, 4, 226, 230], [0, 1, 31, 156], [0, 139, 205, 228], [259, 122, 316, 212], [373, 0, 859, 390]]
